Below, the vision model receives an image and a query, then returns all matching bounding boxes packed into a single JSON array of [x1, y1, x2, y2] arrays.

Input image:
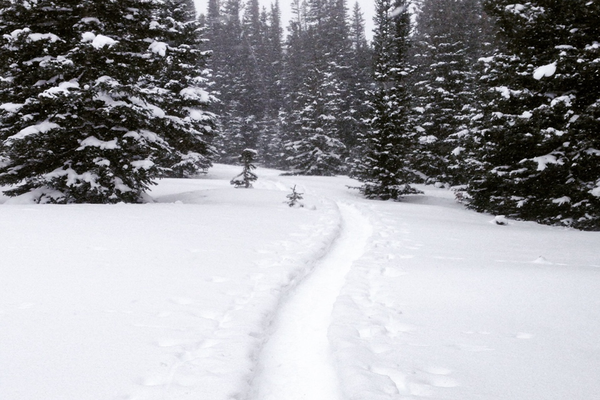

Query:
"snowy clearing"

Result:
[[1, 164, 599, 400]]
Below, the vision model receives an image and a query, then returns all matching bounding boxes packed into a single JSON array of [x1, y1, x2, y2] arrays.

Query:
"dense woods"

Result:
[[0, 0, 598, 229]]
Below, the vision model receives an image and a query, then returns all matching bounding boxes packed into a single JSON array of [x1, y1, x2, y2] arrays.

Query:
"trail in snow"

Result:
[[248, 203, 372, 400]]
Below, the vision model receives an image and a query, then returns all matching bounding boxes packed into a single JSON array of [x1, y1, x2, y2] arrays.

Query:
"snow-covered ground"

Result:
[[1, 164, 599, 400]]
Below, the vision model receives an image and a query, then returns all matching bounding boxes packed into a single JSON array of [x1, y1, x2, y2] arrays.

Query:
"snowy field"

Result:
[[1, 164, 599, 400]]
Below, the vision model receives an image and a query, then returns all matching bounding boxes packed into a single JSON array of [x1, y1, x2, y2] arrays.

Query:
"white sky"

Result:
[[193, 0, 375, 41]]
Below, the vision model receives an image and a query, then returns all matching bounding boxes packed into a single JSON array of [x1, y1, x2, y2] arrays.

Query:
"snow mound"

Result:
[[533, 63, 557, 80]]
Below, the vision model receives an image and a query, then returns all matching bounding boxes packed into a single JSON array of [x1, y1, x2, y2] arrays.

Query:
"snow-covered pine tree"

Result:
[[409, 0, 490, 186], [283, 66, 346, 175], [203, 0, 284, 165], [280, 0, 348, 175], [344, 2, 373, 162], [468, 0, 600, 230], [0, 0, 216, 203], [151, 0, 217, 177], [352, 0, 422, 199], [255, 1, 286, 168]]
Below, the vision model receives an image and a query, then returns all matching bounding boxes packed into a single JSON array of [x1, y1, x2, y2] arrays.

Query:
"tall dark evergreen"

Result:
[[0, 0, 216, 203], [153, 0, 217, 177], [409, 0, 490, 185], [280, 0, 352, 175], [352, 0, 422, 199], [203, 0, 284, 165], [346, 2, 374, 161], [467, 0, 600, 229]]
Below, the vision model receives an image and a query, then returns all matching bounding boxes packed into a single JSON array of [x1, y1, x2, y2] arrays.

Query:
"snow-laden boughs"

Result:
[[282, 67, 346, 175], [351, 0, 422, 200], [409, 0, 491, 186], [0, 0, 216, 203], [467, 0, 600, 230]]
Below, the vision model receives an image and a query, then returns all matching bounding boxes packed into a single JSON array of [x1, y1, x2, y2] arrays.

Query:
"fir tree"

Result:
[[0, 0, 216, 203], [280, 0, 350, 175], [352, 0, 422, 200], [152, 0, 217, 177], [230, 148, 258, 188], [409, 0, 490, 185], [468, 0, 600, 229]]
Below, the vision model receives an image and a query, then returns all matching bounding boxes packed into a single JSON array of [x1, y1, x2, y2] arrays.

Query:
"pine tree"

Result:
[[468, 0, 600, 229], [152, 0, 217, 177], [345, 2, 373, 162], [280, 0, 350, 175], [230, 148, 258, 188], [352, 0, 422, 199], [0, 0, 216, 203], [409, 0, 490, 186]]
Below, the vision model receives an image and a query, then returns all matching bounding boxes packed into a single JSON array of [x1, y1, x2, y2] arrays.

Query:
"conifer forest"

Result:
[[0, 0, 599, 230]]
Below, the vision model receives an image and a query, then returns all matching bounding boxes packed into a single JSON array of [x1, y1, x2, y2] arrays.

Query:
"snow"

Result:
[[532, 154, 563, 171], [77, 136, 119, 151], [249, 204, 372, 400], [552, 196, 571, 205], [131, 159, 155, 170], [5, 121, 60, 142], [40, 81, 80, 98], [533, 63, 557, 80], [0, 103, 24, 113], [44, 168, 101, 189], [1, 164, 599, 400], [149, 41, 168, 57], [180, 87, 210, 103], [82, 32, 118, 49]]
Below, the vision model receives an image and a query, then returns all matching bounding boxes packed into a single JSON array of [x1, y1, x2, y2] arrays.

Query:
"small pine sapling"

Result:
[[286, 185, 304, 208], [230, 149, 258, 188]]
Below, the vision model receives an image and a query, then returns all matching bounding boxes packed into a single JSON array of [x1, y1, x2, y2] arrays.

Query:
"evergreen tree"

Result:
[[352, 0, 422, 199], [230, 148, 258, 187], [410, 0, 490, 185], [255, 1, 286, 168], [280, 0, 350, 175], [152, 0, 217, 177], [345, 2, 373, 162], [0, 0, 216, 203], [468, 0, 600, 229]]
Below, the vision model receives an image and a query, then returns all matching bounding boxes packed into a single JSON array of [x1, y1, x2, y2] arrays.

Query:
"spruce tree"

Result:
[[280, 0, 350, 175], [0, 0, 216, 203], [352, 0, 422, 199], [230, 148, 258, 188], [410, 0, 490, 186], [345, 2, 373, 163], [152, 0, 217, 177], [468, 0, 600, 229]]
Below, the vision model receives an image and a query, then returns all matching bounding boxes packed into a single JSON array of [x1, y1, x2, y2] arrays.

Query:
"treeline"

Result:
[[206, 0, 600, 230], [202, 0, 372, 174], [0, 0, 598, 230]]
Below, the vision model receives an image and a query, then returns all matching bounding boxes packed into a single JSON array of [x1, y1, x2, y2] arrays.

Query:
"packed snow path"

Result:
[[248, 203, 373, 400]]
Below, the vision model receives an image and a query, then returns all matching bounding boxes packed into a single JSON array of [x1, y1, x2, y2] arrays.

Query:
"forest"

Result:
[[0, 0, 599, 230]]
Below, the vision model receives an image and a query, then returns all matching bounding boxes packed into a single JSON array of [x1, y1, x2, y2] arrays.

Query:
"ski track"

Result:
[[248, 202, 373, 400]]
